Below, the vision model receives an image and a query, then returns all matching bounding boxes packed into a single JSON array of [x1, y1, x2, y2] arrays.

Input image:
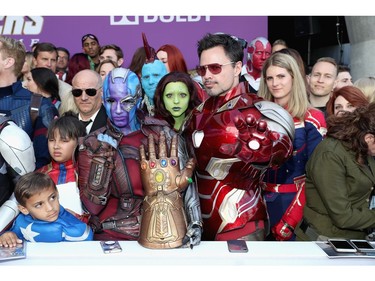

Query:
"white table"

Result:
[[1, 241, 374, 279]]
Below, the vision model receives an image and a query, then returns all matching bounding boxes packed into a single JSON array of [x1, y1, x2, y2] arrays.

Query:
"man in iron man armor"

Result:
[[183, 33, 294, 241]]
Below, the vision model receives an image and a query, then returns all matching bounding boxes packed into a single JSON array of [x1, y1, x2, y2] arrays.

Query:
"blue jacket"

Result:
[[10, 205, 93, 242], [263, 108, 326, 184], [0, 80, 58, 168]]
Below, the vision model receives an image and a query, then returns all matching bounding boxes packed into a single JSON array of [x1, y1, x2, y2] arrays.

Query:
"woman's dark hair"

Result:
[[30, 67, 60, 101], [327, 102, 375, 165], [154, 71, 200, 128], [128, 47, 151, 78]]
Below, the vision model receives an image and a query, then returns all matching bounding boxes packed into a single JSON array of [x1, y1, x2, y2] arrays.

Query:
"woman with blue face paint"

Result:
[[77, 67, 146, 241], [102, 68, 142, 135]]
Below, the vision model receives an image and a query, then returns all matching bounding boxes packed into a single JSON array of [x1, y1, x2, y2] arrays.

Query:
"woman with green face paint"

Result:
[[154, 71, 200, 131], [162, 81, 190, 130]]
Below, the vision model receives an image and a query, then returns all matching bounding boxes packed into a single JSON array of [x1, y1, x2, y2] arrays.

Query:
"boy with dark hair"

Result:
[[0, 172, 93, 247]]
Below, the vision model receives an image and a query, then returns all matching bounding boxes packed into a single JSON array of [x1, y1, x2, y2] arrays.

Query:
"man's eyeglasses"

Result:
[[71, 88, 101, 97], [196, 62, 234, 76]]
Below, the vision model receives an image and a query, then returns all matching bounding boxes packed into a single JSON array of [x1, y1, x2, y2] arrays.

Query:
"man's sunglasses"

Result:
[[196, 62, 234, 76], [81, 34, 97, 42], [71, 88, 100, 97]]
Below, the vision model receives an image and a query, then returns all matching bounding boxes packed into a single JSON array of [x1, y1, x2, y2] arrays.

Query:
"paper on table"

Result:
[[57, 182, 83, 215]]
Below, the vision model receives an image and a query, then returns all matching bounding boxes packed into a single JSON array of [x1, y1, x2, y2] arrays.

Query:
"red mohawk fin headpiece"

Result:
[[142, 32, 156, 64]]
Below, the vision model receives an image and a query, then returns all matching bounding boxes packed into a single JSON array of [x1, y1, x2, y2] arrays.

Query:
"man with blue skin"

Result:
[[140, 33, 168, 116], [141, 60, 167, 116]]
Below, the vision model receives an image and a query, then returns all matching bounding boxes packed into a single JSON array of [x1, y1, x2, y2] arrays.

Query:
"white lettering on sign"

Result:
[[0, 16, 44, 35], [110, 16, 210, 25]]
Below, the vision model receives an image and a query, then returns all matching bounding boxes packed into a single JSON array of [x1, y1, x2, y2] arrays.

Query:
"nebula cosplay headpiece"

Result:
[[103, 67, 142, 133]]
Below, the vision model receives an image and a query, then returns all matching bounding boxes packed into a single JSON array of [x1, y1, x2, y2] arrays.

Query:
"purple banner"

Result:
[[1, 16, 267, 70]]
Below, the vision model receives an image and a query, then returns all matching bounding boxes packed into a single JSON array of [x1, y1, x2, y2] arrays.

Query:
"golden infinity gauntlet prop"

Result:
[[138, 132, 195, 249]]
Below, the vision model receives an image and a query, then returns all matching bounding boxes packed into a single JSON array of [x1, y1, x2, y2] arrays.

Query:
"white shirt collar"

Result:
[[78, 108, 101, 134]]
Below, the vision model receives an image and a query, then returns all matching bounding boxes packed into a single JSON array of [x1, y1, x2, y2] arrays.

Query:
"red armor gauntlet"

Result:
[[220, 113, 293, 167], [272, 185, 306, 241]]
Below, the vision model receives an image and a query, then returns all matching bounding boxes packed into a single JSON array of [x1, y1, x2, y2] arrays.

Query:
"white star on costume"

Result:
[[20, 223, 40, 242]]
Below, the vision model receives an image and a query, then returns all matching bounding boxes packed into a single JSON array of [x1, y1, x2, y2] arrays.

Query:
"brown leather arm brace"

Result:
[[77, 128, 117, 215]]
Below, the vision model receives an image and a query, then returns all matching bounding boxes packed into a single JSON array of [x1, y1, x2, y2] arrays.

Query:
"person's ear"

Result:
[[17, 204, 29, 215], [365, 133, 374, 145], [234, 61, 242, 76], [4, 57, 15, 68], [306, 74, 311, 84], [32, 57, 37, 67], [332, 80, 338, 92]]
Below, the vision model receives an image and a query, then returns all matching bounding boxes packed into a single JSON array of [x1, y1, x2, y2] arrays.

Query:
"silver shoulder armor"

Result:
[[254, 100, 295, 141], [0, 121, 35, 232], [0, 121, 35, 175], [0, 193, 18, 232]]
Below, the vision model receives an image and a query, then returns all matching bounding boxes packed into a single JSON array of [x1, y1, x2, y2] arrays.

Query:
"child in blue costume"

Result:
[[0, 172, 93, 247]]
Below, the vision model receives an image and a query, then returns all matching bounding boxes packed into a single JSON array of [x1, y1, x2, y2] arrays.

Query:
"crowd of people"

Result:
[[0, 30, 375, 249]]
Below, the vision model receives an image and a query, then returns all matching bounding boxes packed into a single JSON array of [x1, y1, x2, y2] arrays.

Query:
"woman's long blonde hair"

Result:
[[258, 52, 309, 120]]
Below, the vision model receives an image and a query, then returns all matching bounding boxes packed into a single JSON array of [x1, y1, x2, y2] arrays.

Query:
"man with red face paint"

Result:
[[240, 37, 271, 94]]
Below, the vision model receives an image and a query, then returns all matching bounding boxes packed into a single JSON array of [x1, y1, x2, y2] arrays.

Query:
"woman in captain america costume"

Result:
[[0, 172, 93, 247], [258, 52, 326, 240]]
